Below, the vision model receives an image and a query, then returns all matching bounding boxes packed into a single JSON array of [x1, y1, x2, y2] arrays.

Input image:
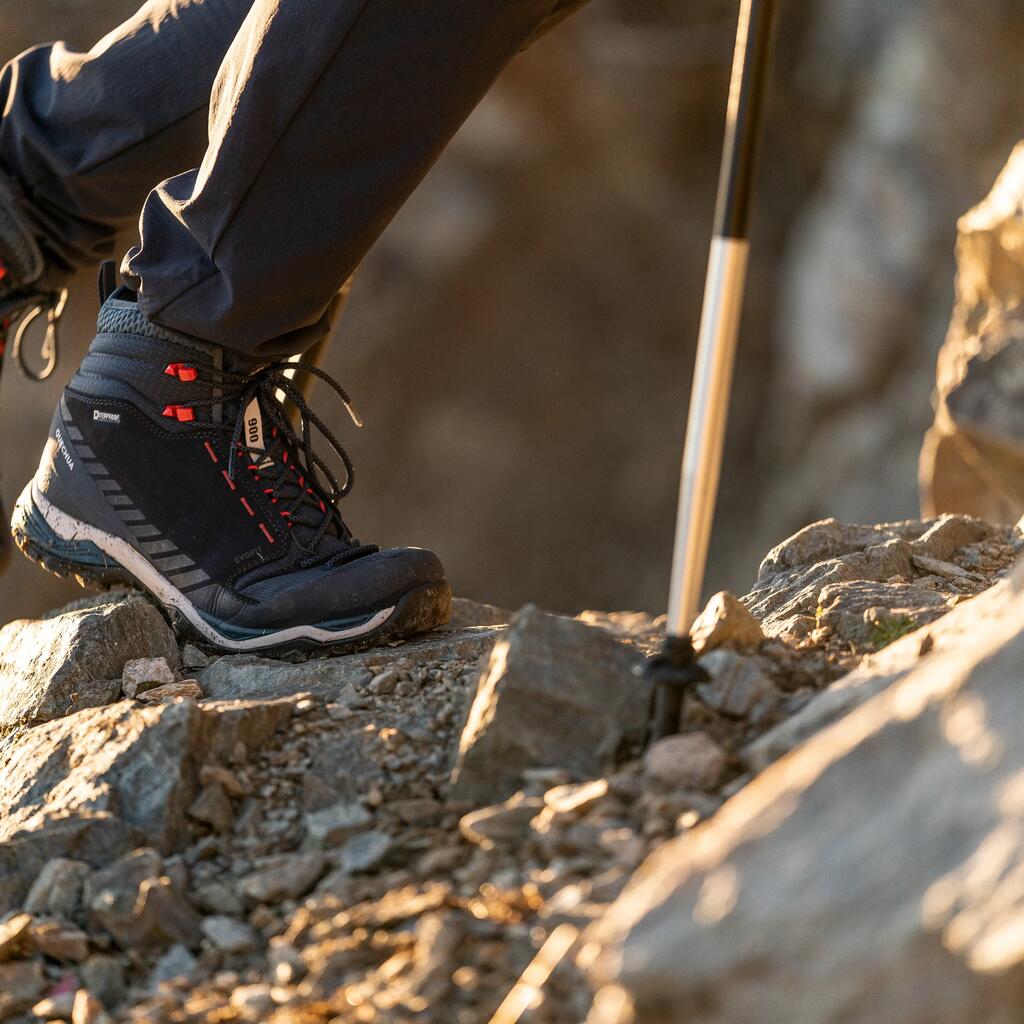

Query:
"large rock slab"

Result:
[[450, 605, 648, 805], [0, 698, 292, 913], [0, 596, 178, 730], [922, 142, 1024, 523], [589, 571, 1024, 1023]]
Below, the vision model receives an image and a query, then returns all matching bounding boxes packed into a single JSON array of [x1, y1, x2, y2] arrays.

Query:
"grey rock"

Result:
[[592, 576, 1024, 1024], [0, 596, 178, 729], [191, 882, 245, 917], [339, 831, 393, 874], [0, 959, 45, 1018], [643, 733, 727, 792], [187, 783, 234, 833], [0, 697, 291, 915], [459, 793, 544, 848], [304, 801, 372, 848], [239, 853, 327, 904], [446, 598, 511, 629], [29, 920, 90, 963], [744, 516, 1004, 639], [80, 954, 125, 1011], [690, 591, 765, 655], [121, 657, 176, 698], [133, 875, 202, 948], [197, 628, 502, 701], [696, 650, 777, 718], [450, 605, 648, 804], [138, 680, 204, 703], [816, 579, 949, 646], [148, 943, 196, 990], [24, 857, 89, 919], [368, 669, 399, 695], [181, 644, 211, 671], [200, 915, 259, 955]]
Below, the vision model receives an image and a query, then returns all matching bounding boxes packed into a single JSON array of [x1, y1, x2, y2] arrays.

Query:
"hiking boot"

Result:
[[11, 269, 451, 654]]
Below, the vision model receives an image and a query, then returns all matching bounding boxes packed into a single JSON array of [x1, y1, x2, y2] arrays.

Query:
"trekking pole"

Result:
[[641, 0, 780, 740]]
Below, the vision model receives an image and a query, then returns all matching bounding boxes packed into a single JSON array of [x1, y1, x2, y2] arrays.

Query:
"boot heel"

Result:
[[10, 482, 133, 591]]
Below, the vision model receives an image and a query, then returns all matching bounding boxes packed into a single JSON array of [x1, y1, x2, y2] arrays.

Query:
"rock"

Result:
[[451, 606, 648, 804], [79, 955, 125, 1011], [72, 990, 112, 1024], [339, 831, 393, 874], [148, 943, 196, 989], [133, 876, 203, 948], [138, 680, 204, 702], [121, 657, 176, 698], [23, 858, 90, 919], [191, 882, 245, 917], [0, 914, 33, 962], [690, 591, 765, 654], [591, 579, 1024, 1023], [643, 733, 727, 792], [742, 571, 1020, 772], [922, 144, 1024, 523], [239, 853, 327, 904], [304, 801, 373, 848], [229, 983, 274, 1020], [0, 959, 45, 1018], [198, 765, 246, 797], [32, 991, 76, 1021], [368, 669, 399, 695], [30, 920, 90, 962], [181, 644, 211, 671], [696, 650, 777, 718], [744, 516, 1009, 638], [196, 628, 501, 701], [85, 848, 163, 943], [187, 783, 234, 833], [200, 916, 259, 955], [459, 793, 545, 848], [0, 699, 291, 913], [0, 596, 178, 729], [446, 598, 511, 629]]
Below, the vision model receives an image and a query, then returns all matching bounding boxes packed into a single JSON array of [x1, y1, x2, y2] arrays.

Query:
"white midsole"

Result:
[[26, 482, 396, 652]]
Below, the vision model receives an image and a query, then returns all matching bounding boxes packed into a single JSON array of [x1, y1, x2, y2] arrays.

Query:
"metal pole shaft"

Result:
[[665, 0, 779, 640]]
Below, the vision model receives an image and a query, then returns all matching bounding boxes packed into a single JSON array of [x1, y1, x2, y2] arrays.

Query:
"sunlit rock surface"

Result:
[[922, 142, 1024, 523], [588, 568, 1024, 1024]]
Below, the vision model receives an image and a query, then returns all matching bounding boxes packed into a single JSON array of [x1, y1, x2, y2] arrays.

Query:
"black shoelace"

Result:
[[194, 359, 378, 566]]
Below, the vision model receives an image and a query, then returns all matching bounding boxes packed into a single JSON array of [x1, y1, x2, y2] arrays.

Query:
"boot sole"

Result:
[[11, 481, 452, 656]]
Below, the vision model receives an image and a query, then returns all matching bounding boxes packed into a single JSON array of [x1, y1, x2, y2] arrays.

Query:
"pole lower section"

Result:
[[665, 234, 749, 639]]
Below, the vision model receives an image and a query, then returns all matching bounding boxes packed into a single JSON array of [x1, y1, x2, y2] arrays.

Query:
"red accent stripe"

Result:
[[221, 470, 236, 491], [240, 497, 255, 517], [203, 442, 218, 463], [258, 522, 275, 544]]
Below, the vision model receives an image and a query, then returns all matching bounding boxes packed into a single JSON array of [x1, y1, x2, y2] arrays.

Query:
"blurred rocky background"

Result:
[[3, 0, 1024, 624]]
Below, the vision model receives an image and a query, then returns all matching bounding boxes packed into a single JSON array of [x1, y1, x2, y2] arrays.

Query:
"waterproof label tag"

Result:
[[243, 398, 273, 469]]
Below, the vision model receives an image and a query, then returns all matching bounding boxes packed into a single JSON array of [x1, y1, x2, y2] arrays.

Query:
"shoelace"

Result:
[[178, 358, 378, 566]]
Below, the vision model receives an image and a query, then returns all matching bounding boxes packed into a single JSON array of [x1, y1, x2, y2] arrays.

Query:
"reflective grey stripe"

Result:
[[154, 553, 195, 572], [131, 525, 161, 539], [118, 509, 146, 522], [97, 479, 121, 492], [167, 568, 210, 588], [108, 495, 133, 507], [77, 445, 96, 459], [142, 539, 177, 555]]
